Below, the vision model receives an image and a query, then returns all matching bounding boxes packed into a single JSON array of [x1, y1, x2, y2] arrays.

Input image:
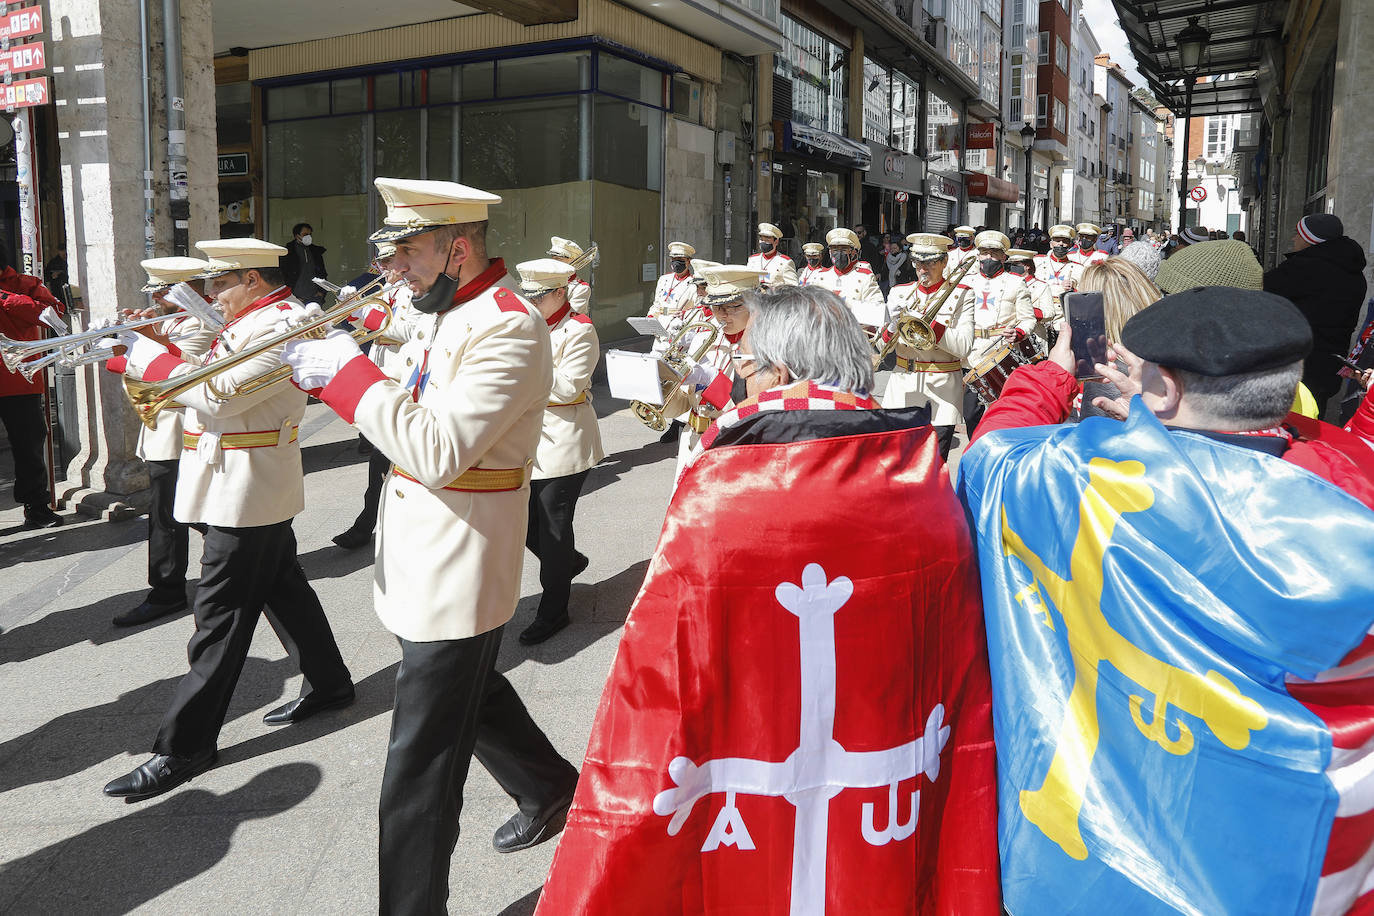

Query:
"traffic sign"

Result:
[[0, 41, 43, 77], [0, 5, 41, 41], [1, 75, 47, 110], [1189, 186, 1207, 202], [895, 191, 909, 203]]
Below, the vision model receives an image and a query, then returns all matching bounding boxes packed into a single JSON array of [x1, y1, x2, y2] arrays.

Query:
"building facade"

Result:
[[1066, 12, 1100, 225], [1033, 0, 1073, 228], [1093, 53, 1132, 230]]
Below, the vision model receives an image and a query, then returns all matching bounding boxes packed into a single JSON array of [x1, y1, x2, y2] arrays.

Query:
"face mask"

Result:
[[979, 258, 1002, 277], [1078, 238, 1095, 250], [300, 234, 313, 246], [805, 257, 821, 268], [1051, 243, 1069, 257], [670, 258, 688, 274], [758, 239, 775, 254], [957, 238, 973, 249], [832, 251, 854, 270], [410, 242, 463, 314], [1005, 262, 1026, 276]]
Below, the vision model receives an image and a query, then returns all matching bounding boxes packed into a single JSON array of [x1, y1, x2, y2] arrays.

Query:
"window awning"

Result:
[[783, 122, 872, 171], [1109, 0, 1277, 117], [964, 172, 1019, 204]]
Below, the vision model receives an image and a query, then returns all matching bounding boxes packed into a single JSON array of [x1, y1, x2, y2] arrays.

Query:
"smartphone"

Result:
[[1064, 291, 1108, 380], [1334, 353, 1365, 372]]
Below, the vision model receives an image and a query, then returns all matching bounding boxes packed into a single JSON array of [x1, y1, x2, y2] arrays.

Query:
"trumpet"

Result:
[[0, 313, 174, 374], [122, 276, 401, 430], [872, 256, 976, 366], [629, 320, 720, 432], [13, 326, 205, 382]]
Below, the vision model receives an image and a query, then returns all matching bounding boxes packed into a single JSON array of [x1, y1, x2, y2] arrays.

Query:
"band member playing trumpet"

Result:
[[547, 236, 593, 314], [516, 258, 604, 645], [102, 237, 355, 802], [114, 257, 220, 627], [747, 223, 798, 287], [649, 241, 699, 356], [279, 178, 579, 914], [880, 234, 974, 459]]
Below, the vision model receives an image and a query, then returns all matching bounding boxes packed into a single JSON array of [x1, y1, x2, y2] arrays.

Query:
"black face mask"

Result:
[[758, 239, 775, 254], [805, 257, 821, 268], [1078, 238, 1096, 251], [1005, 262, 1026, 276], [1051, 243, 1070, 257], [410, 243, 462, 314], [832, 251, 855, 270], [957, 238, 973, 249], [979, 258, 1003, 277], [670, 258, 688, 275]]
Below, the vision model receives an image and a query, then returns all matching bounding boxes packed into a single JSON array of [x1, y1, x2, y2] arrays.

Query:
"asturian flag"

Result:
[[536, 413, 1001, 915], [958, 405, 1374, 916]]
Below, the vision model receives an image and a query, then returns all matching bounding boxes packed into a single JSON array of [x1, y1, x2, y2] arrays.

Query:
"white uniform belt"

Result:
[[392, 463, 529, 492], [547, 392, 587, 408]]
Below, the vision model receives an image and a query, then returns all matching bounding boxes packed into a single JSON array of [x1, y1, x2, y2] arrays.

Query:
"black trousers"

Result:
[[349, 445, 391, 532], [147, 459, 190, 605], [0, 392, 52, 506], [963, 389, 987, 437], [153, 519, 352, 757], [378, 629, 578, 916], [1304, 354, 1343, 418], [932, 424, 956, 460], [524, 470, 590, 620]]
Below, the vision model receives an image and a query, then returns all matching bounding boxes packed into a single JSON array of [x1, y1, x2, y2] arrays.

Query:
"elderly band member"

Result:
[[281, 178, 579, 914], [747, 222, 798, 287], [546, 236, 592, 314], [103, 238, 355, 801], [515, 257, 605, 646], [881, 233, 975, 459]]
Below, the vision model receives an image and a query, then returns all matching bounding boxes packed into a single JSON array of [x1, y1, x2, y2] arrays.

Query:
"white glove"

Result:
[[336, 285, 358, 302], [283, 328, 363, 391], [116, 330, 171, 378], [682, 360, 715, 391], [39, 306, 68, 334]]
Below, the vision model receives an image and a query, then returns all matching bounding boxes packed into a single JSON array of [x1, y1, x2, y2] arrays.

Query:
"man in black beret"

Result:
[[1264, 214, 1368, 415], [966, 286, 1374, 506]]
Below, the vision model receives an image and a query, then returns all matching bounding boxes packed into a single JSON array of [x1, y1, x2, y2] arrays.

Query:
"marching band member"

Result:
[[962, 230, 1036, 431], [945, 225, 977, 278], [648, 241, 698, 355], [1006, 248, 1059, 342], [818, 227, 887, 335], [798, 242, 826, 285], [747, 223, 798, 287], [674, 265, 764, 480], [1035, 224, 1077, 305], [113, 257, 220, 627], [1068, 222, 1108, 283], [881, 234, 974, 459], [279, 178, 579, 913], [547, 236, 592, 314], [102, 238, 355, 802], [516, 258, 605, 646], [689, 258, 719, 312]]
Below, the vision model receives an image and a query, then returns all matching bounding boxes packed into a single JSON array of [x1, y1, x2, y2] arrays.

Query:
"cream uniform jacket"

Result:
[[798, 263, 827, 286], [817, 262, 889, 328], [318, 262, 552, 642], [367, 283, 416, 375], [747, 251, 799, 287], [648, 271, 698, 356], [945, 245, 977, 279], [124, 288, 311, 528], [136, 313, 218, 462], [568, 275, 592, 315], [1022, 275, 1060, 338], [881, 280, 975, 426], [1068, 247, 1108, 286], [963, 269, 1036, 367], [675, 325, 741, 483], [535, 304, 605, 480]]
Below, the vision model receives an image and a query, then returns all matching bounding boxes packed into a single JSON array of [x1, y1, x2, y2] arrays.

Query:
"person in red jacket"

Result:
[[972, 286, 1374, 511], [0, 255, 66, 528]]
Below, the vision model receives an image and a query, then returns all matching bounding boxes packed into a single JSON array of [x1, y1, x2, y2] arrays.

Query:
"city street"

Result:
[[0, 381, 677, 915]]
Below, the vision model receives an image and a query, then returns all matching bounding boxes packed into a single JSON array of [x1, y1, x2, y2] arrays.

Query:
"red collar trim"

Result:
[[450, 258, 507, 310], [545, 302, 572, 328], [1048, 253, 1069, 263], [724, 329, 745, 345], [834, 262, 857, 276], [224, 286, 291, 327], [918, 281, 944, 294]]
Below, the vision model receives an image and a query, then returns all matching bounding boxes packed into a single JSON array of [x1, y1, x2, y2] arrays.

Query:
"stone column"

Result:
[[48, 0, 218, 518], [1326, 0, 1374, 289], [755, 53, 773, 226]]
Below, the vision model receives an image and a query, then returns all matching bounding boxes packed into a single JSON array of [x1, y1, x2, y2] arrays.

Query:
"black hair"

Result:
[[292, 223, 313, 238]]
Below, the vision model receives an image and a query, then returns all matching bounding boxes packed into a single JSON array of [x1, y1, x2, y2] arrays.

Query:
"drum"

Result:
[[964, 336, 1045, 406]]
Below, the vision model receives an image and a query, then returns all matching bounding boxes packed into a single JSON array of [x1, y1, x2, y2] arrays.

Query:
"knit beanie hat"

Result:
[[1155, 239, 1263, 294], [1118, 241, 1162, 281], [1179, 226, 1210, 245], [1297, 213, 1343, 245]]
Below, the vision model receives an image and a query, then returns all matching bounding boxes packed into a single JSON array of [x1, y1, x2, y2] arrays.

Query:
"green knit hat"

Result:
[[1155, 239, 1263, 294]]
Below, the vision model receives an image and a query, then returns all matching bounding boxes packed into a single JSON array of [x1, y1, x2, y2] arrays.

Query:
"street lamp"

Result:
[[1021, 122, 1036, 229], [1175, 16, 1210, 230]]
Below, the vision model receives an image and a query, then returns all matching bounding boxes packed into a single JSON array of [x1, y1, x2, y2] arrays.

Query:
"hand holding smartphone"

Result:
[[1064, 291, 1109, 380]]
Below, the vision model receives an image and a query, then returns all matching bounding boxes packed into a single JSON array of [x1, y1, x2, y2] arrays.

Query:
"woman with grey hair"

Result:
[[742, 285, 875, 398]]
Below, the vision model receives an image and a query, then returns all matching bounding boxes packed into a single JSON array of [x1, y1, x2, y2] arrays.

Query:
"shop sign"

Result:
[[0, 5, 41, 41], [965, 172, 1019, 203], [0, 75, 46, 110], [928, 172, 962, 199], [218, 153, 249, 177], [966, 122, 995, 150], [864, 141, 922, 193], [0, 41, 43, 76]]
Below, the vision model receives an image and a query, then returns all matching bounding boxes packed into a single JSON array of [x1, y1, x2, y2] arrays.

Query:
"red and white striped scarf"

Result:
[[699, 380, 878, 451]]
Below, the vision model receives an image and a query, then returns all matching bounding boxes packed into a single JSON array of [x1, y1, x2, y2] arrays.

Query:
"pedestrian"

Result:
[[1263, 214, 1368, 416], [1156, 239, 1262, 295], [281, 222, 328, 303], [1117, 240, 1162, 282], [883, 237, 914, 292], [281, 178, 580, 913]]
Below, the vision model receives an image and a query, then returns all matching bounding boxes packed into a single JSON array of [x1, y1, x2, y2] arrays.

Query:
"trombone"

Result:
[[872, 256, 975, 367], [0, 313, 174, 374], [122, 275, 401, 430], [567, 244, 599, 273], [629, 320, 720, 432]]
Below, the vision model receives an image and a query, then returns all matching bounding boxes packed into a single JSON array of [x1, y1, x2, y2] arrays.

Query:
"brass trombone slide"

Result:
[[872, 255, 975, 367]]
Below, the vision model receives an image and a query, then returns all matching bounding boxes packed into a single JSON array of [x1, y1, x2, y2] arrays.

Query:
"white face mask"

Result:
[[300, 234, 313, 246]]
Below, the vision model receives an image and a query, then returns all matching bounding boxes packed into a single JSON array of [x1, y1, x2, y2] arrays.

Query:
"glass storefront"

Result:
[[262, 45, 667, 332], [770, 162, 845, 257]]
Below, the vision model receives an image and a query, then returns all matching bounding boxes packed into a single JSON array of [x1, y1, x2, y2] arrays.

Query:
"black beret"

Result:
[[1120, 286, 1313, 377]]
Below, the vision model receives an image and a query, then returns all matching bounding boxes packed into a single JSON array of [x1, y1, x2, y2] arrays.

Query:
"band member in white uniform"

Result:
[[746, 223, 798, 287], [880, 233, 974, 459], [280, 178, 579, 914], [817, 227, 887, 336], [648, 241, 698, 355], [1068, 221, 1108, 285], [945, 225, 977, 278], [1005, 248, 1059, 343], [547, 236, 592, 314], [798, 242, 826, 285], [515, 258, 605, 645], [961, 230, 1036, 431]]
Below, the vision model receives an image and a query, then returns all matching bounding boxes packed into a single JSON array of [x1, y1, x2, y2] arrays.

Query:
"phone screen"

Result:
[[1065, 291, 1108, 380]]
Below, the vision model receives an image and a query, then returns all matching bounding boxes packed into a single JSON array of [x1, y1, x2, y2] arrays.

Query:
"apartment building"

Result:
[[1066, 12, 1100, 224], [1094, 53, 1133, 228]]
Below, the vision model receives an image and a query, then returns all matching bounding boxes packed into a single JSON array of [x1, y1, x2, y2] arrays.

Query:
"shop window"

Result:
[[428, 62, 496, 103], [1304, 58, 1335, 211], [599, 54, 663, 106], [462, 96, 581, 190], [266, 115, 368, 198], [499, 51, 590, 98], [269, 82, 329, 120], [216, 82, 251, 147], [671, 75, 702, 123], [594, 96, 662, 191], [427, 106, 458, 181], [375, 110, 422, 179], [332, 78, 367, 114], [374, 71, 418, 110]]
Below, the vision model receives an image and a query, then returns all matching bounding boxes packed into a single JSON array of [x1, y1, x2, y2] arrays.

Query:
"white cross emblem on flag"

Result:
[[652, 563, 949, 916]]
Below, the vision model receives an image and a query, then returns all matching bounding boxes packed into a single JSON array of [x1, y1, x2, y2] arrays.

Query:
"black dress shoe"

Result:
[[103, 750, 217, 801], [571, 552, 589, 579], [262, 686, 356, 725], [492, 787, 576, 853], [519, 614, 570, 646], [113, 598, 188, 628], [657, 420, 684, 444], [22, 504, 62, 529], [331, 525, 373, 549]]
